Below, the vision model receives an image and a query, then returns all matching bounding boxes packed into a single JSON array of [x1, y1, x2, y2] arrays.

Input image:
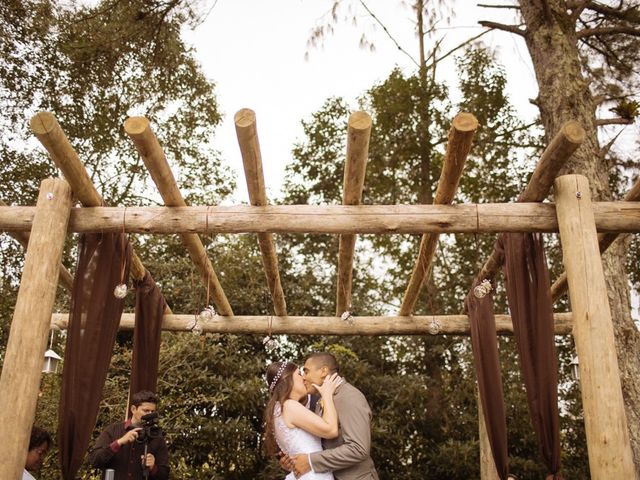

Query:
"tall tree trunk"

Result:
[[518, 1, 640, 476]]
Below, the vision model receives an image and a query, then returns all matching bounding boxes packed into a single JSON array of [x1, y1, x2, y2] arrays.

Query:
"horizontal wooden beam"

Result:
[[50, 312, 573, 336], [2, 202, 639, 234]]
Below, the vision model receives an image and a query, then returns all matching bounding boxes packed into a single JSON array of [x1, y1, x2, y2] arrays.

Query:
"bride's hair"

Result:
[[263, 361, 298, 456]]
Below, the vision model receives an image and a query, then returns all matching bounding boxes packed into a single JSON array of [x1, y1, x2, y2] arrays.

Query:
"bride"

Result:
[[263, 361, 343, 480]]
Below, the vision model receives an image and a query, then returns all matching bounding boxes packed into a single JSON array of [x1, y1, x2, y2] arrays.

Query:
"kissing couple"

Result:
[[263, 352, 379, 480]]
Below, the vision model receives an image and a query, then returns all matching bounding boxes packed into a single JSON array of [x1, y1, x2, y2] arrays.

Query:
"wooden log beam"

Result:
[[0, 179, 72, 480], [472, 120, 586, 287], [234, 109, 286, 316], [2, 202, 639, 235], [0, 198, 73, 290], [555, 174, 634, 478], [124, 116, 233, 316], [337, 111, 372, 315], [29, 111, 146, 281], [550, 175, 640, 302], [50, 312, 573, 336], [400, 112, 478, 315]]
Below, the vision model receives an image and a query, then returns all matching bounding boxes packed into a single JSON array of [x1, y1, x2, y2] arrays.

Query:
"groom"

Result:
[[285, 352, 379, 479]]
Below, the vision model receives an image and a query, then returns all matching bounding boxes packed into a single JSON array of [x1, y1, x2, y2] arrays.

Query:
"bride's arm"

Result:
[[284, 373, 342, 439]]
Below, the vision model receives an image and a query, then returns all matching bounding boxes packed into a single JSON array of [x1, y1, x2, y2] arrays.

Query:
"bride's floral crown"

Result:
[[269, 362, 289, 393]]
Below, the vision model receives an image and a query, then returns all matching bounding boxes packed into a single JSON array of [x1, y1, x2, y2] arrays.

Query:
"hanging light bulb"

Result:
[[42, 330, 62, 374], [263, 335, 278, 352], [473, 279, 492, 299], [340, 311, 354, 325], [113, 283, 128, 299], [199, 305, 216, 321]]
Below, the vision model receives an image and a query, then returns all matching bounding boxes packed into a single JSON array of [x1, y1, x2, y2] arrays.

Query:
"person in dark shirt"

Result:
[[89, 391, 169, 480]]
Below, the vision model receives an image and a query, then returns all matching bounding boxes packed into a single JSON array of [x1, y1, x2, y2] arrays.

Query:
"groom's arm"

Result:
[[308, 390, 372, 473]]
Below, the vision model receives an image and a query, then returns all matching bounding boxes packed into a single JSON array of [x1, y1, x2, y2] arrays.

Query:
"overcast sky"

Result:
[[183, 0, 540, 202]]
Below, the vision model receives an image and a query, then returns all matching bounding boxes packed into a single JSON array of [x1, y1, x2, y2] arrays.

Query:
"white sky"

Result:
[[183, 0, 541, 203]]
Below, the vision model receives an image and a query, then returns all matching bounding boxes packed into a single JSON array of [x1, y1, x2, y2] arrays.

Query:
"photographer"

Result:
[[89, 391, 169, 480]]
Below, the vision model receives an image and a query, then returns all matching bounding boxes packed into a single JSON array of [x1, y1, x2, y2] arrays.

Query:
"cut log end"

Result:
[[452, 112, 479, 132], [234, 108, 256, 128], [348, 111, 372, 130], [124, 116, 150, 136], [562, 120, 586, 144], [29, 111, 58, 135]]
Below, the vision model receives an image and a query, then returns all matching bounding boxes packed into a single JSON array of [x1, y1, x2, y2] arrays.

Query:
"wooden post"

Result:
[[478, 391, 499, 480], [472, 120, 585, 286], [554, 174, 634, 478], [0, 198, 73, 290], [30, 111, 147, 281], [551, 175, 640, 302], [0, 178, 72, 480], [234, 109, 287, 316], [400, 112, 478, 315], [124, 116, 233, 316], [336, 111, 371, 315]]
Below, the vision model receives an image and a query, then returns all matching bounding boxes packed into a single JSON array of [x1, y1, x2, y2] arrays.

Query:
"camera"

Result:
[[127, 412, 163, 443]]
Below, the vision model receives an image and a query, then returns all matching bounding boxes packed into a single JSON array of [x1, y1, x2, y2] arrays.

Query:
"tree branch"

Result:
[[477, 3, 520, 9], [577, 26, 640, 38], [595, 117, 635, 126], [583, 1, 640, 24], [358, 0, 420, 68], [478, 20, 526, 36], [597, 129, 624, 159], [424, 29, 493, 71]]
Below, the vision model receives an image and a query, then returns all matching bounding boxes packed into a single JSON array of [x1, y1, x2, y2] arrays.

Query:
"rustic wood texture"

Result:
[[478, 391, 500, 480], [336, 111, 372, 315], [30, 111, 146, 280], [472, 120, 586, 289], [50, 312, 573, 336], [2, 202, 639, 235], [0, 198, 73, 290], [124, 116, 233, 316], [550, 175, 640, 302], [400, 112, 478, 315], [234, 109, 286, 316], [555, 174, 634, 479], [0, 179, 72, 480]]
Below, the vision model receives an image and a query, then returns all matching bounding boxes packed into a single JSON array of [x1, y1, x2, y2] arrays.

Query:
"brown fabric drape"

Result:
[[129, 270, 166, 398], [498, 233, 561, 476], [465, 284, 510, 480], [58, 233, 132, 480]]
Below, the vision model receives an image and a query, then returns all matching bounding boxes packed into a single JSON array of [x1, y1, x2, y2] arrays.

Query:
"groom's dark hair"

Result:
[[306, 352, 339, 374]]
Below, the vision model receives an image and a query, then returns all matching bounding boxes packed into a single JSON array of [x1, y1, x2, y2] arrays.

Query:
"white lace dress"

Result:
[[274, 402, 334, 480]]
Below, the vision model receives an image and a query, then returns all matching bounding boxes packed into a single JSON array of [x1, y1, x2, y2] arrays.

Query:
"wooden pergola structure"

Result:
[[0, 109, 638, 479]]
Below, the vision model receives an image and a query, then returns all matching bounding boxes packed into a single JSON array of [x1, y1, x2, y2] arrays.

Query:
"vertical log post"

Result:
[[336, 111, 371, 315], [551, 175, 640, 302], [234, 109, 287, 316], [0, 178, 72, 480], [554, 174, 634, 479]]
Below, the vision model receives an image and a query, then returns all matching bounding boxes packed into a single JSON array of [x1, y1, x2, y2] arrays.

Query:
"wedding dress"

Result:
[[274, 402, 334, 480]]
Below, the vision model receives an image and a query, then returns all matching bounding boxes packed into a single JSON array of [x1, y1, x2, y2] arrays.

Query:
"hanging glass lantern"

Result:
[[42, 330, 62, 374], [43, 349, 62, 374]]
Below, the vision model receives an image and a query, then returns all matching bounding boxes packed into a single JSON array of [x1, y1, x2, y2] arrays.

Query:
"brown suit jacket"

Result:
[[309, 381, 378, 480]]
